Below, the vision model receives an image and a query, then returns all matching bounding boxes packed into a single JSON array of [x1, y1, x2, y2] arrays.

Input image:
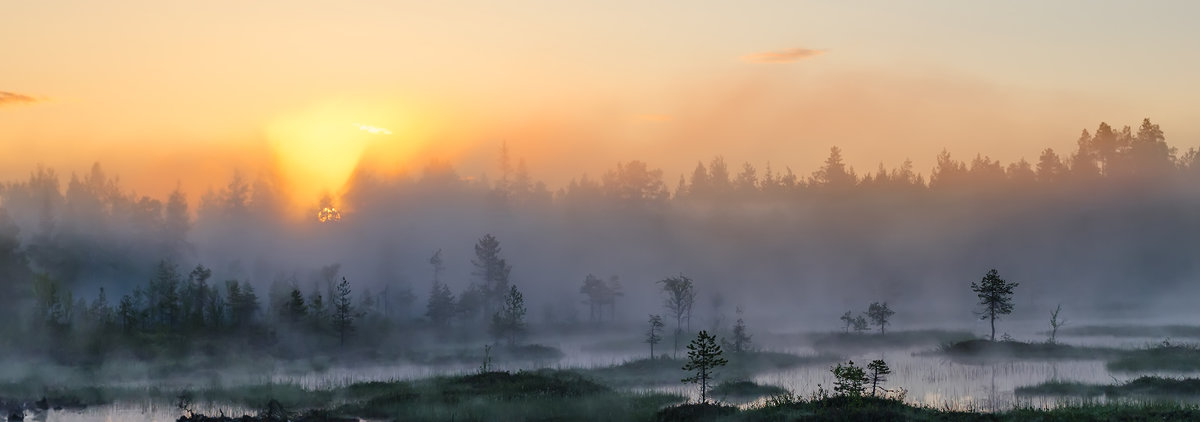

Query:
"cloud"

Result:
[[740, 47, 826, 63], [0, 91, 40, 106], [355, 123, 392, 135]]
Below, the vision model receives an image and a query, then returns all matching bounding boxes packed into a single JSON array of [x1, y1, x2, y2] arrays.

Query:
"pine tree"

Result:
[[472, 234, 511, 318], [681, 330, 728, 404], [332, 277, 355, 346], [282, 288, 307, 324], [867, 359, 891, 396], [489, 285, 526, 345], [832, 361, 867, 397], [971, 269, 1019, 341], [425, 280, 456, 327], [867, 302, 895, 334]]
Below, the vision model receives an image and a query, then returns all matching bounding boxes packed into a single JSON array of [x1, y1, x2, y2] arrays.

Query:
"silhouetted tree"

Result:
[[832, 361, 867, 397], [580, 274, 607, 322], [839, 311, 855, 333], [282, 288, 307, 325], [851, 314, 869, 334], [811, 146, 857, 189], [490, 284, 526, 345], [472, 234, 511, 318], [867, 359, 891, 396], [681, 330, 727, 404], [307, 289, 326, 333], [1048, 304, 1066, 344], [425, 251, 456, 328], [332, 277, 355, 346], [658, 274, 696, 357], [866, 302, 894, 334], [646, 314, 664, 359], [730, 306, 751, 353], [971, 269, 1018, 341]]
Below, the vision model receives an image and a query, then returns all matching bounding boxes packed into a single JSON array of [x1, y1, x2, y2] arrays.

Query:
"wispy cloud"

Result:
[[0, 91, 40, 106], [740, 47, 826, 63], [355, 123, 392, 135]]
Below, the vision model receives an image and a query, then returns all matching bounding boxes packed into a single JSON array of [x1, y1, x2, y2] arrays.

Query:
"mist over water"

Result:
[[2, 118, 1200, 419]]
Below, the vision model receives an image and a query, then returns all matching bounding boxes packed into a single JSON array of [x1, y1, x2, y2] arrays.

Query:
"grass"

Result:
[[1016, 376, 1200, 397], [710, 380, 789, 399], [667, 394, 1200, 421]]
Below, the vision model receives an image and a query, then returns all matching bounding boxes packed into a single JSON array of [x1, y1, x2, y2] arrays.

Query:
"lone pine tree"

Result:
[[681, 330, 728, 404], [971, 269, 1018, 342]]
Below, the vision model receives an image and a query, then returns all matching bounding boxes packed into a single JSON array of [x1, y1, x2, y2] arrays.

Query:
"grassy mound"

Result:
[[1107, 343, 1200, 372], [810, 330, 977, 352], [934, 339, 1120, 361], [585, 352, 837, 387], [1058, 324, 1200, 339], [1017, 376, 1200, 397]]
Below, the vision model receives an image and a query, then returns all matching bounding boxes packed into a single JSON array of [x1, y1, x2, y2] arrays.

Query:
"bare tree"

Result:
[[1048, 304, 1066, 344]]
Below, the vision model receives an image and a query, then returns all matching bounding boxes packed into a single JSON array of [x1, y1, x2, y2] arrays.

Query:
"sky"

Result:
[[2, 1, 1198, 208]]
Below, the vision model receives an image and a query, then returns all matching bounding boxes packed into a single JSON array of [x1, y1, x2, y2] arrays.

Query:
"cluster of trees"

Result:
[[422, 234, 529, 345], [830, 359, 893, 398], [839, 302, 894, 334], [579, 274, 623, 322], [25, 259, 384, 361]]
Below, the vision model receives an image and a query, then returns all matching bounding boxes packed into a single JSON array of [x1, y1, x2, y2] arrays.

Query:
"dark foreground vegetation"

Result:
[[164, 381, 1200, 422]]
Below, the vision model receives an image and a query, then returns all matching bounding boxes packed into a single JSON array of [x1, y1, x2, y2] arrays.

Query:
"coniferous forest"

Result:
[[3, 119, 1200, 420]]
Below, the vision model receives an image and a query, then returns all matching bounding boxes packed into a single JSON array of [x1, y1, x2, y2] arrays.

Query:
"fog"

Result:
[[2, 118, 1199, 417]]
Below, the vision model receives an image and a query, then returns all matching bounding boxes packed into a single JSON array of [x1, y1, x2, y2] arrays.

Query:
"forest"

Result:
[[3, 118, 1200, 420]]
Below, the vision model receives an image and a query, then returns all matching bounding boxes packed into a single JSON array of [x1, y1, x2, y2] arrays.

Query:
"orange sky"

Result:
[[3, 1, 1198, 209]]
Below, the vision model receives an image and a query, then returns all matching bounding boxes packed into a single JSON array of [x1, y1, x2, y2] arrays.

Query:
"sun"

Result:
[[264, 101, 406, 213]]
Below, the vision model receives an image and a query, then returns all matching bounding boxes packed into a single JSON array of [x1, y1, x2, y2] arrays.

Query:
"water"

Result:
[[23, 320, 1200, 420]]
